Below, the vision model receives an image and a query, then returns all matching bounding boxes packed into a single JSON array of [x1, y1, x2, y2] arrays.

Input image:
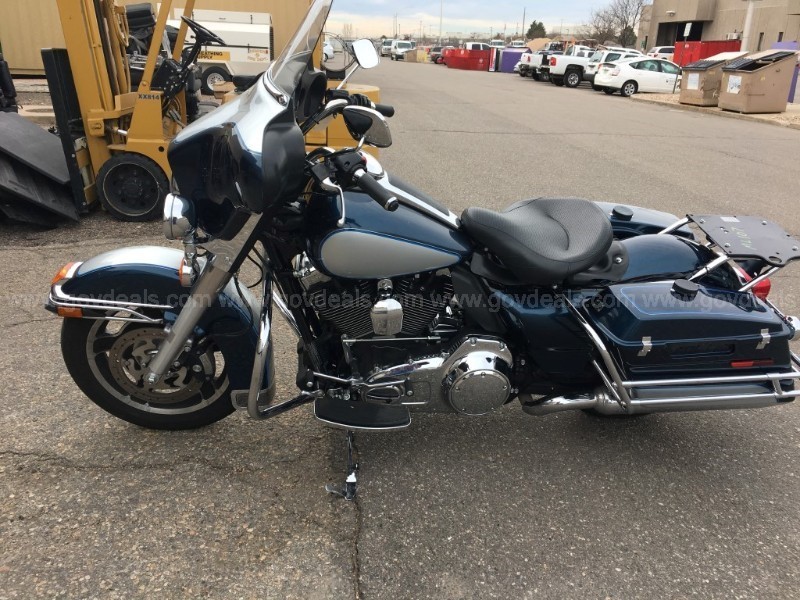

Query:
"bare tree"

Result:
[[586, 7, 618, 43], [583, 0, 645, 46], [607, 0, 646, 46]]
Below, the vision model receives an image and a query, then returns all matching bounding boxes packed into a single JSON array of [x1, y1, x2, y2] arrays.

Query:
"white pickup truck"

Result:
[[518, 43, 564, 81], [547, 45, 597, 88]]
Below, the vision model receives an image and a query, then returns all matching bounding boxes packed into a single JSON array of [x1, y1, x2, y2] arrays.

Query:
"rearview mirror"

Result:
[[342, 106, 392, 148], [351, 39, 380, 69]]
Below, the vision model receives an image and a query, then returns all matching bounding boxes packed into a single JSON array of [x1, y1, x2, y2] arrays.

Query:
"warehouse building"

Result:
[[638, 0, 800, 52], [0, 0, 306, 75]]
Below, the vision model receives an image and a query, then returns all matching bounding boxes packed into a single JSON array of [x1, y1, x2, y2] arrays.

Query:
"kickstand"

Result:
[[326, 430, 358, 501]]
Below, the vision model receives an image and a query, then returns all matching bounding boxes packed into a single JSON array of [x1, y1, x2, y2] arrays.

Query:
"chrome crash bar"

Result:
[[49, 284, 173, 324]]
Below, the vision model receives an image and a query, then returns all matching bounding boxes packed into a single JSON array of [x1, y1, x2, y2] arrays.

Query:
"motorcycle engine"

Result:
[[295, 257, 514, 415], [296, 259, 454, 339]]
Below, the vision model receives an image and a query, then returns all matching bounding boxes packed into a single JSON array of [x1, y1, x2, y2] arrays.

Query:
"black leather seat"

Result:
[[461, 198, 613, 285]]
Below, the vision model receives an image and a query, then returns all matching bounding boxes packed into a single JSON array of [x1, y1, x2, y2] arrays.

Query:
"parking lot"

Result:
[[2, 59, 800, 599]]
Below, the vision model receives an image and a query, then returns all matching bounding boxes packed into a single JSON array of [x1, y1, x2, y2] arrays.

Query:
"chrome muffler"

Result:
[[521, 385, 795, 417]]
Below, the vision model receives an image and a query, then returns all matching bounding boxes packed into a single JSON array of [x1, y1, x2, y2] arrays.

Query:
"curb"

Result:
[[630, 95, 800, 131]]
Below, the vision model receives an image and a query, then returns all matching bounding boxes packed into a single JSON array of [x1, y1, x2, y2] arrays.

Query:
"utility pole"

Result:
[[741, 0, 762, 52], [522, 7, 526, 40], [439, 0, 443, 44]]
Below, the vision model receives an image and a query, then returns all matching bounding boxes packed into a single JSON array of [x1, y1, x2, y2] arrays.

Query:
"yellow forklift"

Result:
[[48, 0, 218, 220], [45, 0, 381, 222]]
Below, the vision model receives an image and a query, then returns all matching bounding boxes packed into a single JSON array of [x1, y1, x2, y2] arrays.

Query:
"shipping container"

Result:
[[673, 40, 743, 67]]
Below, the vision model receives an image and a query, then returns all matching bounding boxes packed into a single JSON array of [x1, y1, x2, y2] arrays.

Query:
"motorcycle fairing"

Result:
[[48, 246, 270, 393]]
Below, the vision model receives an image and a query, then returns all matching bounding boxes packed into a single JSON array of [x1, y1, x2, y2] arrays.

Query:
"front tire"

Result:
[[62, 318, 234, 430], [96, 152, 169, 222]]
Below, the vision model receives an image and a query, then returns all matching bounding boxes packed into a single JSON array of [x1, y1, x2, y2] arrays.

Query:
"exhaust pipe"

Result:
[[521, 385, 793, 417]]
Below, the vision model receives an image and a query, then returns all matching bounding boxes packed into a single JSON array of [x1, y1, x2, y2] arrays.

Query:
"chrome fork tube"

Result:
[[145, 262, 232, 384], [247, 276, 273, 419]]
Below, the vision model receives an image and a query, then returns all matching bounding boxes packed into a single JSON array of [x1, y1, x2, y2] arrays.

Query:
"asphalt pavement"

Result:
[[1, 60, 800, 599]]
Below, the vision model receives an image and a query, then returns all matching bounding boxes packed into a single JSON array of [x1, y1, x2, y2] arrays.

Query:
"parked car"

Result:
[[380, 39, 394, 57], [435, 45, 454, 64], [547, 44, 596, 87], [390, 40, 414, 61], [510, 40, 526, 48], [323, 41, 335, 62], [647, 46, 675, 61], [594, 57, 682, 96], [584, 48, 643, 89], [489, 40, 506, 49], [429, 46, 444, 63]]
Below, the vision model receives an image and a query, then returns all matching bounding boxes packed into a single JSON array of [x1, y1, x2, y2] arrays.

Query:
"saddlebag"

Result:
[[584, 281, 794, 379]]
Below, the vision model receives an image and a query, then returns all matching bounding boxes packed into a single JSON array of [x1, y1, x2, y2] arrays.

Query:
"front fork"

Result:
[[145, 260, 233, 385], [146, 215, 319, 419]]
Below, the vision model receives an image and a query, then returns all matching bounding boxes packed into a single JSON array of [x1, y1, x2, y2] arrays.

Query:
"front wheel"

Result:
[[96, 152, 169, 222], [61, 318, 234, 430]]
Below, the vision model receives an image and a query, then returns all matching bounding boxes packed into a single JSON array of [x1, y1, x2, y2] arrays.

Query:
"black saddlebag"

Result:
[[584, 281, 794, 378]]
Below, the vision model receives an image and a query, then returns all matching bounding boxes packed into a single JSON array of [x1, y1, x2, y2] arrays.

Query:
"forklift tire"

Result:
[[97, 153, 169, 222], [200, 66, 231, 95]]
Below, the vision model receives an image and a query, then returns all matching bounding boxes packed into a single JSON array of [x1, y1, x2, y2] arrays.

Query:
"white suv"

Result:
[[390, 40, 414, 61], [585, 48, 644, 87], [647, 46, 675, 61]]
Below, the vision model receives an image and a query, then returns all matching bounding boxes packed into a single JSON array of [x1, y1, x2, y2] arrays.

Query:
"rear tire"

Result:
[[61, 318, 234, 430], [564, 70, 581, 88], [200, 66, 231, 95], [620, 80, 638, 97]]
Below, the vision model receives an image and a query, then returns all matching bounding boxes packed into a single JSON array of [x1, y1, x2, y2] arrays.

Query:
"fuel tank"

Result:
[[305, 185, 472, 280]]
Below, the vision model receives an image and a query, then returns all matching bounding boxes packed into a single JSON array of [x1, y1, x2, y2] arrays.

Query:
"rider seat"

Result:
[[461, 198, 613, 285]]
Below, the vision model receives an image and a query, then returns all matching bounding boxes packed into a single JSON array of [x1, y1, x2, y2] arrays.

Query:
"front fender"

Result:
[[48, 246, 270, 394]]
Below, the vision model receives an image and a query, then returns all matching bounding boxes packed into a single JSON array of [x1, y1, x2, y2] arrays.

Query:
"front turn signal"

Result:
[[51, 262, 79, 285]]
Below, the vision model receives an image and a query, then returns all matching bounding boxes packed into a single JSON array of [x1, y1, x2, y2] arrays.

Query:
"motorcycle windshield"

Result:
[[266, 0, 333, 97]]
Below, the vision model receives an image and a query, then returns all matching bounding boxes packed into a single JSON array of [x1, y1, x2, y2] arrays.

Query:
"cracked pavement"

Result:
[[2, 61, 800, 599]]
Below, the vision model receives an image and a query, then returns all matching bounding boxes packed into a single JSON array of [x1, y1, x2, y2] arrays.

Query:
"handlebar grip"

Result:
[[372, 103, 395, 117], [354, 170, 399, 212]]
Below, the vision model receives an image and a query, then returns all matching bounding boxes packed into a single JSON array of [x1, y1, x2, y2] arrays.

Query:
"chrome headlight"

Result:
[[163, 193, 196, 241]]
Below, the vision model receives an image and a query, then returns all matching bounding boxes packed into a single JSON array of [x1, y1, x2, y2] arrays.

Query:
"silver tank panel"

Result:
[[318, 230, 462, 279]]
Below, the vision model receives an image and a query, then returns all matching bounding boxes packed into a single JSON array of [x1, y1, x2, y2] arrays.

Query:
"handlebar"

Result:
[[372, 103, 395, 118], [353, 169, 399, 212]]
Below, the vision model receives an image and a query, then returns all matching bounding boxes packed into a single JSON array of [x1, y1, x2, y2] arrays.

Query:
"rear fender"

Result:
[[47, 246, 270, 394]]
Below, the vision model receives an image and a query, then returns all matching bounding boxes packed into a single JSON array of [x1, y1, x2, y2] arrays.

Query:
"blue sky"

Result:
[[328, 0, 596, 38]]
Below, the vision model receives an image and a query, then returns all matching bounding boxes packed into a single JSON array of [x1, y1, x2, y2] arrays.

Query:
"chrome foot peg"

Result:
[[326, 431, 358, 501]]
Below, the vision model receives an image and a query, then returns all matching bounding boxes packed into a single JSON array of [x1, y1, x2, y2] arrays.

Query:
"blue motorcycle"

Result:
[[47, 0, 800, 499]]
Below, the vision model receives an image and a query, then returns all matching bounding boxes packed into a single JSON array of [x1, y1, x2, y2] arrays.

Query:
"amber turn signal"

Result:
[[56, 306, 83, 318], [51, 262, 77, 285]]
